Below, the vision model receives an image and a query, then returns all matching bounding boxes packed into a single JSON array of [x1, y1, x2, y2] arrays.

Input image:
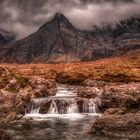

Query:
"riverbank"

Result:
[[0, 57, 140, 139], [0, 80, 139, 139]]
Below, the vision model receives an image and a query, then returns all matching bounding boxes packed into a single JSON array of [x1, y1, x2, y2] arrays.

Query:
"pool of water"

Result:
[[1, 114, 129, 140]]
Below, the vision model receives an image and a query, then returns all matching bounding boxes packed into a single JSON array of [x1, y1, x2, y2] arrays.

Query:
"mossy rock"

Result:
[[7, 85, 18, 93], [55, 72, 87, 85], [125, 99, 140, 110], [17, 76, 30, 88], [0, 129, 10, 140]]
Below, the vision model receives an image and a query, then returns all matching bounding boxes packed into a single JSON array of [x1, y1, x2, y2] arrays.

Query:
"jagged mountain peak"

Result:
[[0, 17, 140, 63], [54, 13, 67, 20], [39, 13, 74, 31], [52, 13, 72, 25]]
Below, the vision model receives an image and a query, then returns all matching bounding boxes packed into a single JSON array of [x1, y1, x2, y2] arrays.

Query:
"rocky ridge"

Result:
[[0, 13, 140, 63]]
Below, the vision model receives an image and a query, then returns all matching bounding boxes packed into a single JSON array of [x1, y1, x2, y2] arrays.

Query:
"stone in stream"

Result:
[[91, 112, 140, 139], [0, 129, 11, 140]]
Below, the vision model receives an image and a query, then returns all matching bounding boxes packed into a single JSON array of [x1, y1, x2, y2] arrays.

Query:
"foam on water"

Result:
[[25, 85, 101, 119]]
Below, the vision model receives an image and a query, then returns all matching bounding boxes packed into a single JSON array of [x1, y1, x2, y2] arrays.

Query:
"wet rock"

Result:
[[82, 79, 107, 87], [31, 79, 57, 98], [32, 86, 57, 98], [91, 113, 140, 139], [0, 91, 16, 120], [90, 83, 140, 138], [15, 102, 26, 115], [33, 87, 50, 98], [77, 87, 100, 98], [9, 78, 17, 85], [21, 94, 31, 103], [40, 101, 51, 114], [77, 99, 84, 113], [103, 108, 126, 115], [0, 77, 58, 121], [0, 91, 30, 122], [19, 85, 33, 95], [16, 114, 23, 120], [99, 83, 140, 111], [22, 119, 32, 129], [46, 79, 56, 89], [0, 129, 11, 140], [31, 77, 56, 88], [4, 112, 17, 122]]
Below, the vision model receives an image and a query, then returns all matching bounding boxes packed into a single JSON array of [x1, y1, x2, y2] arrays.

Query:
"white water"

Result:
[[25, 85, 101, 118], [28, 98, 47, 114], [55, 86, 77, 97], [48, 100, 58, 114], [82, 99, 98, 113]]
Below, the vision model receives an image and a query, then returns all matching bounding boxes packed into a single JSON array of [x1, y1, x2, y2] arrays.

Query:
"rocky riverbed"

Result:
[[0, 66, 140, 139]]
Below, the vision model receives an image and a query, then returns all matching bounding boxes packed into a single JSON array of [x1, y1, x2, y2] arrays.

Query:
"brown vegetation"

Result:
[[0, 53, 139, 84]]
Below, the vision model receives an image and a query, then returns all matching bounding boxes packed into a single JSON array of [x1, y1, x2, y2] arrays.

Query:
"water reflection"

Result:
[[1, 114, 129, 140]]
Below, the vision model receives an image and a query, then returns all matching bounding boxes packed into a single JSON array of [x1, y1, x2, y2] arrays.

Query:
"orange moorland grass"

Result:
[[0, 53, 140, 83]]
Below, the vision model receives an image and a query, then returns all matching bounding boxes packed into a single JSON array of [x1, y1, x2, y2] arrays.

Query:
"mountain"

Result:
[[0, 33, 8, 46], [0, 13, 140, 63]]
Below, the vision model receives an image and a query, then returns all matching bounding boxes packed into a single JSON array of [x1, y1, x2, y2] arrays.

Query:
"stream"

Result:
[[1, 85, 130, 140]]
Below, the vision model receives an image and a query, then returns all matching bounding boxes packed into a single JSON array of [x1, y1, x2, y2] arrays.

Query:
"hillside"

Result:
[[0, 13, 140, 63], [0, 49, 139, 84]]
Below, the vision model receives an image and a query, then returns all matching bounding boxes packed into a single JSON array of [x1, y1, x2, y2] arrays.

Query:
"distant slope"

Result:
[[0, 13, 140, 63], [0, 50, 139, 83]]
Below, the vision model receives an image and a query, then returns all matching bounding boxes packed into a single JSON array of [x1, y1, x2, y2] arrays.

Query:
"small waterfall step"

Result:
[[56, 86, 77, 97], [26, 85, 100, 116]]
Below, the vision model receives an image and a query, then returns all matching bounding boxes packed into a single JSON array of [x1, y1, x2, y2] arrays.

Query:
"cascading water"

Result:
[[28, 98, 47, 114], [25, 85, 101, 117], [48, 100, 58, 114], [7, 85, 105, 140], [82, 99, 98, 113]]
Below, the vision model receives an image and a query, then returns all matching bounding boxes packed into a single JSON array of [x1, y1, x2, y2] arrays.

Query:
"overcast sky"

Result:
[[0, 0, 140, 39]]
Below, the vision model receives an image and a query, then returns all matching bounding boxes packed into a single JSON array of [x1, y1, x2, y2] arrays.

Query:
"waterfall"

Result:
[[29, 98, 47, 114], [67, 102, 78, 114], [26, 85, 100, 116], [82, 99, 98, 113], [55, 86, 77, 97], [48, 100, 58, 114]]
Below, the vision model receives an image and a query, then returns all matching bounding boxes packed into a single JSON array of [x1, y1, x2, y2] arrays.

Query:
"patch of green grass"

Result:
[[7, 85, 18, 93], [17, 76, 30, 88]]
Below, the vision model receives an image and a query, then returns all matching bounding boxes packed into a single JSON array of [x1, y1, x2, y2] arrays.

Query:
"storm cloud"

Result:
[[0, 0, 140, 39]]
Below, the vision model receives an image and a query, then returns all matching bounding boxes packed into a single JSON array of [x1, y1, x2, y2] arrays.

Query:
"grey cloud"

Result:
[[0, 0, 140, 39]]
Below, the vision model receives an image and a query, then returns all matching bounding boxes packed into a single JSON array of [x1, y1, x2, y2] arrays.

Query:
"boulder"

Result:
[[82, 79, 107, 87], [39, 100, 51, 114], [0, 129, 10, 140], [91, 113, 140, 139], [4, 112, 17, 122], [77, 87, 100, 98], [99, 83, 140, 111], [103, 108, 126, 115], [31, 78, 57, 98]]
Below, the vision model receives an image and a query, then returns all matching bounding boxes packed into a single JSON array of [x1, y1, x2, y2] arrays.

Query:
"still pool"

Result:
[[1, 114, 129, 140]]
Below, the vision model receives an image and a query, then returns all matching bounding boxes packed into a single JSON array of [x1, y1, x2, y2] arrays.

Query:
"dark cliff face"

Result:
[[0, 13, 140, 63], [0, 33, 7, 46]]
